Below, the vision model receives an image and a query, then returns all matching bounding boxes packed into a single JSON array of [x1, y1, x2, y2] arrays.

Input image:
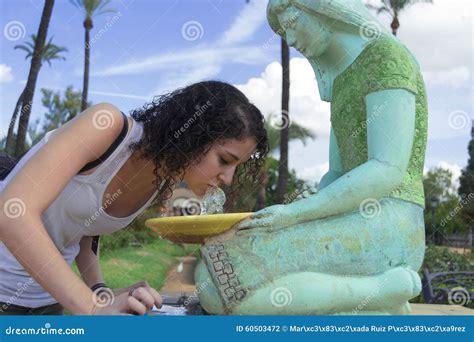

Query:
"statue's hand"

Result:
[[294, 186, 318, 202], [235, 205, 297, 236]]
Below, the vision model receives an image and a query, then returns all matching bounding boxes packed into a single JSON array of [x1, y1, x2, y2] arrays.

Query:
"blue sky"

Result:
[[1, 0, 472, 186]]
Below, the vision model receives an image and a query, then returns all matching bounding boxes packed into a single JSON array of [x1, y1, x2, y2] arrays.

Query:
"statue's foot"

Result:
[[195, 262, 421, 315]]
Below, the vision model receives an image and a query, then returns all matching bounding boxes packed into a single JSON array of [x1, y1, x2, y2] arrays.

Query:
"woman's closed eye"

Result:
[[219, 157, 230, 166]]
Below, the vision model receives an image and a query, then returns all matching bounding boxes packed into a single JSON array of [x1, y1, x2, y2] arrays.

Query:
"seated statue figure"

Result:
[[195, 0, 428, 315]]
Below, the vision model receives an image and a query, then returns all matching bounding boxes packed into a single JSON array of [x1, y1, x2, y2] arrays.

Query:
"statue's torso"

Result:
[[331, 36, 428, 208]]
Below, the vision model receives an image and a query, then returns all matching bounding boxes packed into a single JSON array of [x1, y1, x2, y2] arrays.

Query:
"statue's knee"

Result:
[[195, 260, 224, 314]]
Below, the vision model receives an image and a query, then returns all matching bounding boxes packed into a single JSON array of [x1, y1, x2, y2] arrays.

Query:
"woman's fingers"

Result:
[[126, 295, 147, 315], [131, 287, 155, 310], [145, 286, 163, 308]]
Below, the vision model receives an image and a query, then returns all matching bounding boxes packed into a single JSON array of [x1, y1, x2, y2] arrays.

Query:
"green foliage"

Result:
[[410, 245, 473, 307], [265, 117, 315, 152], [422, 245, 472, 273], [459, 135, 474, 222], [265, 156, 311, 206], [100, 207, 160, 252], [423, 167, 470, 235], [70, 0, 116, 19], [14, 34, 67, 67], [27, 86, 90, 145]]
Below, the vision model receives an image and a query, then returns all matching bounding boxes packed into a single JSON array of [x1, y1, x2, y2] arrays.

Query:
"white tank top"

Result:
[[0, 116, 159, 307]]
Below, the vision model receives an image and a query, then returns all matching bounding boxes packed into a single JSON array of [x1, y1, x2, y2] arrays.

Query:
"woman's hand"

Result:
[[92, 281, 162, 315], [235, 204, 298, 236]]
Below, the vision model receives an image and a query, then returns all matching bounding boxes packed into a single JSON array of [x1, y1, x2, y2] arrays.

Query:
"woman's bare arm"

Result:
[[0, 103, 124, 314], [75, 236, 104, 287]]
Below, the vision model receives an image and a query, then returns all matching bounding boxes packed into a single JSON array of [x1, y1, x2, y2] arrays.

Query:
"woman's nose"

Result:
[[218, 167, 235, 187]]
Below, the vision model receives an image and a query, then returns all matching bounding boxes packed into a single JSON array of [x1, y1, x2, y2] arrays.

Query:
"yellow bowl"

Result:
[[145, 212, 252, 244]]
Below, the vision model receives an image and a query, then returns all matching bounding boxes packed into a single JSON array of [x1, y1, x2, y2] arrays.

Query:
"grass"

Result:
[[66, 238, 199, 314]]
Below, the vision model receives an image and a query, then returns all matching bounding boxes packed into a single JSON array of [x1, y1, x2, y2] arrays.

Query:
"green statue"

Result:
[[195, 0, 428, 315]]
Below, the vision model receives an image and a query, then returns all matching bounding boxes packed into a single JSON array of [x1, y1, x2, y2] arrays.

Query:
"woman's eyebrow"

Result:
[[223, 149, 241, 161]]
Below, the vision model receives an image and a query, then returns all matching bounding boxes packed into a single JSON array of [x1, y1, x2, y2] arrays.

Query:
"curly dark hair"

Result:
[[127, 80, 269, 209]]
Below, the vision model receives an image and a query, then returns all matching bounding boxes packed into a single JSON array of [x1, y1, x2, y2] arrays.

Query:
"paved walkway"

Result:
[[160, 257, 473, 315]]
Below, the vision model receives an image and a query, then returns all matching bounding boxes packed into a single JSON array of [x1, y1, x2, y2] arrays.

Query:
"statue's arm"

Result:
[[318, 127, 344, 190], [289, 89, 416, 222]]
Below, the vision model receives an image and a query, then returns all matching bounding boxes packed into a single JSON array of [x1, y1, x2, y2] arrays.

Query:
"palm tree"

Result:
[[367, 0, 433, 36], [14, 0, 55, 158], [70, 0, 115, 111], [5, 34, 67, 155], [256, 118, 315, 209]]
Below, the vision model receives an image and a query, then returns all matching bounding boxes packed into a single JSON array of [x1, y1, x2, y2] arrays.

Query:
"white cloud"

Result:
[[422, 67, 471, 88], [217, 0, 268, 46], [236, 57, 331, 183], [298, 162, 329, 182], [367, 0, 473, 89], [0, 64, 13, 83], [236, 57, 331, 138]]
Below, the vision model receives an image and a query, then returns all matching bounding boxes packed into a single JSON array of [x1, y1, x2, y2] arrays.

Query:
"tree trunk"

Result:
[[5, 89, 25, 155], [275, 38, 290, 203], [15, 0, 55, 157], [391, 16, 400, 36], [81, 19, 92, 112]]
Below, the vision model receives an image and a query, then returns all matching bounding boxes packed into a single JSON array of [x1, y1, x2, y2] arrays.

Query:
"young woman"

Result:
[[0, 81, 268, 315]]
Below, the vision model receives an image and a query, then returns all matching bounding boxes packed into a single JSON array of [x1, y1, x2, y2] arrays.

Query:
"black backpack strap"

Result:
[[79, 111, 129, 173], [91, 235, 100, 255]]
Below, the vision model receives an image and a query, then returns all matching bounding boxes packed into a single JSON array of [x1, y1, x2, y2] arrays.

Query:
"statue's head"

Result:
[[267, 0, 390, 59]]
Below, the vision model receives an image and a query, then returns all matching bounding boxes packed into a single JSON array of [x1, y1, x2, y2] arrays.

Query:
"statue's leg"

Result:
[[195, 198, 425, 315]]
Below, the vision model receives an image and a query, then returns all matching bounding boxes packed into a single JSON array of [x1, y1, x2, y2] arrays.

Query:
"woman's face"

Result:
[[183, 137, 257, 197], [277, 6, 332, 59]]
